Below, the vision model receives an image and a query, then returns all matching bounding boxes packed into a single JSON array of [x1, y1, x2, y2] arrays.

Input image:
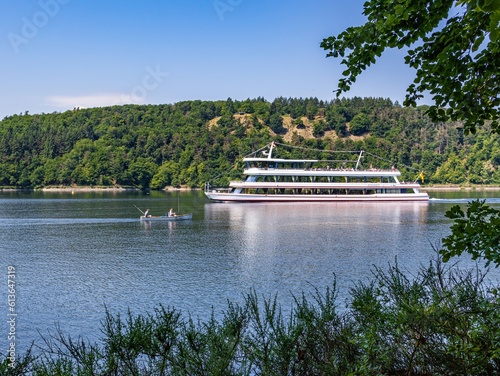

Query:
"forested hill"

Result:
[[0, 97, 499, 189]]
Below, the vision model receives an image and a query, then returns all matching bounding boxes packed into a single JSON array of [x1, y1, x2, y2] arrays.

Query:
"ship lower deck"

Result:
[[204, 191, 429, 202]]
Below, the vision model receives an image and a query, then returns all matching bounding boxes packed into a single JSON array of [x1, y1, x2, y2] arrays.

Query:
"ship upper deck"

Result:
[[242, 166, 401, 178]]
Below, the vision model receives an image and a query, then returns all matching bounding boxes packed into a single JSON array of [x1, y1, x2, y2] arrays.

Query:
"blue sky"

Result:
[[1, 0, 417, 119]]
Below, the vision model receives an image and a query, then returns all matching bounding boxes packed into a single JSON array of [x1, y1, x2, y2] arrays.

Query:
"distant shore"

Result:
[[421, 185, 500, 192], [1, 185, 500, 193], [40, 184, 500, 192], [40, 186, 137, 192], [40, 186, 199, 192], [0, 185, 198, 192]]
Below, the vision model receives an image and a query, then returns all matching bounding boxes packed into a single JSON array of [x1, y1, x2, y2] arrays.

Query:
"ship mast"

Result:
[[262, 142, 275, 159], [355, 150, 364, 170], [267, 142, 275, 159]]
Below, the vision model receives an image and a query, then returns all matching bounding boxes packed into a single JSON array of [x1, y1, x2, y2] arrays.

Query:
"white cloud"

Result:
[[46, 93, 143, 109]]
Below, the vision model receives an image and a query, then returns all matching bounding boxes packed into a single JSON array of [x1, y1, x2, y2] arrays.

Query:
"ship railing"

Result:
[[244, 166, 400, 172], [204, 182, 232, 193]]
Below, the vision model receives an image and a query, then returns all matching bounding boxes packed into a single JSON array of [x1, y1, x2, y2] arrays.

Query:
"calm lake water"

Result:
[[1, 189, 500, 354]]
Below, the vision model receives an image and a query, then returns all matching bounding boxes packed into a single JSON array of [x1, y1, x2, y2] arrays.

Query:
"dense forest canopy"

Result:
[[0, 97, 498, 189]]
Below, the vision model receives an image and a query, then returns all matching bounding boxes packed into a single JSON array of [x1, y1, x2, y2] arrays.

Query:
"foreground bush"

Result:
[[2, 255, 499, 375]]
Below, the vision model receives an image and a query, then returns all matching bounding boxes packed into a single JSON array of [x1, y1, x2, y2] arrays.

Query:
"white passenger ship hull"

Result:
[[205, 191, 429, 202]]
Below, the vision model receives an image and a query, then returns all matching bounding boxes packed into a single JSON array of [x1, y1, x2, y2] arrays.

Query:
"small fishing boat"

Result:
[[140, 213, 193, 221], [135, 205, 192, 222]]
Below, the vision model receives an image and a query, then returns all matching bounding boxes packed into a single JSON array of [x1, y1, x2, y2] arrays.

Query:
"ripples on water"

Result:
[[0, 191, 499, 353], [430, 197, 500, 204]]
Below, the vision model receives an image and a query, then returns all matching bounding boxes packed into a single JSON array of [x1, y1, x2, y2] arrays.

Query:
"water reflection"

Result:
[[203, 202, 433, 305], [206, 201, 429, 252]]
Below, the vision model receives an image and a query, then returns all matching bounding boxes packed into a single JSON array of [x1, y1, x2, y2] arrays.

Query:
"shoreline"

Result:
[[0, 185, 199, 192], [421, 185, 500, 192], [2, 185, 500, 193], [41, 186, 137, 192]]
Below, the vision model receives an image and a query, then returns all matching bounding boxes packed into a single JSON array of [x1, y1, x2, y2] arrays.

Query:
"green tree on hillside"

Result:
[[269, 113, 285, 134], [349, 113, 371, 136], [322, 0, 500, 266], [432, 153, 467, 184]]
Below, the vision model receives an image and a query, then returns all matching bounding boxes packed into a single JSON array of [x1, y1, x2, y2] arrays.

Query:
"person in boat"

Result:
[[168, 208, 176, 217], [144, 209, 151, 218]]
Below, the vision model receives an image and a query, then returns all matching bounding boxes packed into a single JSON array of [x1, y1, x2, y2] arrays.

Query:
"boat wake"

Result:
[[0, 217, 139, 227], [429, 198, 500, 204]]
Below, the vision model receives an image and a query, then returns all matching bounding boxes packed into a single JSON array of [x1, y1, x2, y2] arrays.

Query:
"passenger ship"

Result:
[[204, 142, 429, 202]]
